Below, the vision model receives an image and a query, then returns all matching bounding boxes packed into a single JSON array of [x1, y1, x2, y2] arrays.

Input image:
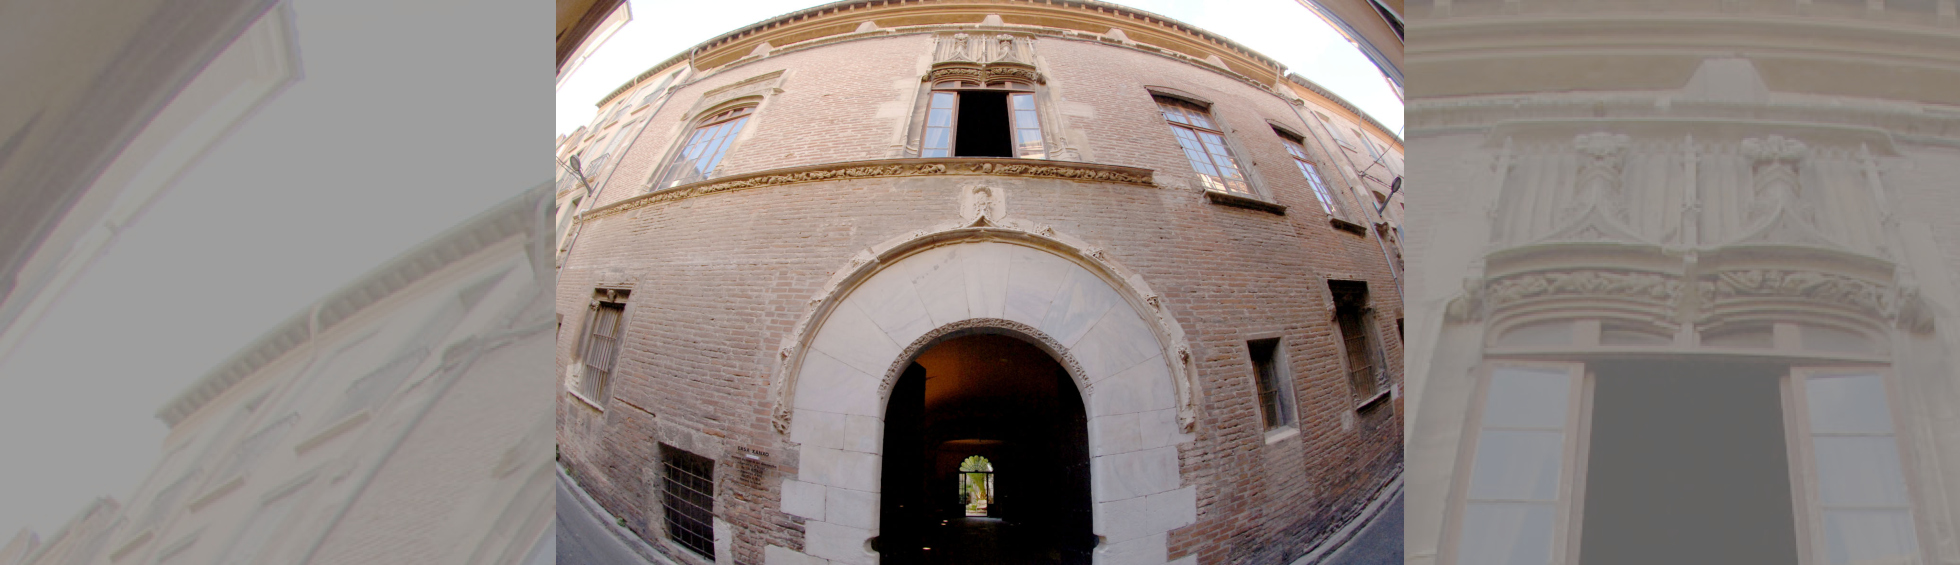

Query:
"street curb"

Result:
[[1290, 470, 1405, 565], [559, 464, 682, 565]]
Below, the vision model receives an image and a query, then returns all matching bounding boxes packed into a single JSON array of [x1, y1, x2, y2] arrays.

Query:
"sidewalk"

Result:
[[1292, 474, 1406, 565], [557, 465, 676, 565]]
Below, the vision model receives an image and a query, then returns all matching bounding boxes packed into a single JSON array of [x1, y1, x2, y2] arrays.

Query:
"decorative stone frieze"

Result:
[[1485, 269, 1685, 308], [592, 158, 1156, 220]]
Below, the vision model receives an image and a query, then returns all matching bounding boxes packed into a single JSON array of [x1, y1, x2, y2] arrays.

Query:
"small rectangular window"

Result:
[[661, 445, 716, 559], [580, 290, 628, 400], [1248, 338, 1292, 431], [1156, 96, 1250, 196]]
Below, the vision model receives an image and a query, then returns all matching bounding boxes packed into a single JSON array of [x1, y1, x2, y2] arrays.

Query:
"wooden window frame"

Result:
[[1442, 359, 1594, 565], [650, 103, 756, 191], [1276, 129, 1350, 220], [1155, 95, 1257, 198], [1784, 366, 1930, 565], [919, 79, 1045, 159], [1329, 281, 1390, 407]]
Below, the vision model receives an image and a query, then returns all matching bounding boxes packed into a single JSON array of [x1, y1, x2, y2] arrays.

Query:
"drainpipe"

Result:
[[1283, 95, 1403, 299], [557, 62, 694, 270]]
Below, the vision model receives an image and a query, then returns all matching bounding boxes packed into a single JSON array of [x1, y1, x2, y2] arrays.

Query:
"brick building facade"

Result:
[[554, 2, 1405, 564]]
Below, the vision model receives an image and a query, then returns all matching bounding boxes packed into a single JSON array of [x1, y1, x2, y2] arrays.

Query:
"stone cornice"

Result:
[[583, 158, 1156, 221], [1409, 96, 1960, 145], [600, 0, 1293, 108]]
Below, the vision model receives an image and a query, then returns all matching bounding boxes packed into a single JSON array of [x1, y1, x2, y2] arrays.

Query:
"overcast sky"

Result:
[[555, 0, 1402, 139]]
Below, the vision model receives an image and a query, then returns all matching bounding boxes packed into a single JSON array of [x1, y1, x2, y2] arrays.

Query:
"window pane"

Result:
[[928, 107, 953, 127], [1468, 430, 1565, 501], [1484, 367, 1571, 429], [1014, 110, 1038, 127], [1159, 103, 1188, 124], [1807, 374, 1894, 434], [1821, 509, 1920, 565], [1460, 502, 1558, 565], [924, 128, 952, 155], [1815, 437, 1912, 507], [931, 92, 956, 108], [1185, 111, 1213, 129], [699, 116, 748, 173], [1011, 93, 1034, 110]]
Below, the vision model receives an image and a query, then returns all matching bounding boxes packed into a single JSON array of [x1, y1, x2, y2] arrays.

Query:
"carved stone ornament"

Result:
[[1444, 277, 1486, 323], [1485, 269, 1684, 308], [1570, 132, 1632, 220], [1696, 269, 1901, 324], [962, 184, 1005, 226], [1741, 135, 1810, 224], [927, 32, 1043, 84], [595, 159, 1155, 220], [767, 224, 1200, 436]]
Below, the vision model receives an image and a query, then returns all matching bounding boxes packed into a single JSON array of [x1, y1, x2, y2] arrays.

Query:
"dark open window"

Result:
[[661, 445, 715, 559], [1330, 280, 1384, 403], [922, 80, 1043, 159], [1248, 338, 1293, 431]]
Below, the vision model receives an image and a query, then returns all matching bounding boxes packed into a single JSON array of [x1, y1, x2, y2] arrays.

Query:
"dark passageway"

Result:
[[879, 333, 1093, 564]]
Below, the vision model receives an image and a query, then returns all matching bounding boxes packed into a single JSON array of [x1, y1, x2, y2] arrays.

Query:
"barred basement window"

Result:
[[661, 445, 715, 559], [578, 289, 628, 401], [1155, 95, 1251, 196], [654, 105, 754, 189], [1248, 338, 1294, 431], [920, 80, 1043, 159]]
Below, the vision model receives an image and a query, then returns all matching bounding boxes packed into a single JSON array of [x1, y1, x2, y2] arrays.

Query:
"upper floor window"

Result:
[[1155, 96, 1251, 196], [922, 80, 1043, 158], [654, 105, 754, 190], [1277, 129, 1346, 219]]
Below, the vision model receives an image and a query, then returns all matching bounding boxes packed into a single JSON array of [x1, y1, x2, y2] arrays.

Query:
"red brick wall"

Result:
[[559, 28, 1401, 565]]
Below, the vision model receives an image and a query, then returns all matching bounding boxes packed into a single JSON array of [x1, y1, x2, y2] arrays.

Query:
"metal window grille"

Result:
[[661, 446, 715, 559], [581, 300, 624, 400], [1331, 282, 1380, 400]]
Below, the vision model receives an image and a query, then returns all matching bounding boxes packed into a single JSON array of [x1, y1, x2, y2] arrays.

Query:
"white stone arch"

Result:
[[770, 223, 1199, 565]]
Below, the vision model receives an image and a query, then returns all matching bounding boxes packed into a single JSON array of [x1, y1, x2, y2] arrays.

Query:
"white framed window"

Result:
[[1788, 368, 1925, 565], [1447, 360, 1590, 565], [920, 80, 1044, 159]]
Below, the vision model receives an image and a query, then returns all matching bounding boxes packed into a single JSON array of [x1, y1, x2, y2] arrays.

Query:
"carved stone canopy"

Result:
[[928, 32, 1043, 84]]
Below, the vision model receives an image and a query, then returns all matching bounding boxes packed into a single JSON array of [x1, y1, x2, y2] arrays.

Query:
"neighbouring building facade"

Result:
[[1406, 3, 1960, 565], [0, 187, 557, 565], [553, 1, 1405, 564]]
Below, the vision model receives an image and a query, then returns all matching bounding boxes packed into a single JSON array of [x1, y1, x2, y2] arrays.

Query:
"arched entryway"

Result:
[[878, 332, 1093, 563], [775, 234, 1198, 565]]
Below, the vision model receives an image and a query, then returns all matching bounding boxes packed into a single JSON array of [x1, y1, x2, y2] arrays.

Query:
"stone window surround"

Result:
[[1242, 331, 1302, 444], [639, 69, 786, 193], [1442, 358, 1930, 565], [1328, 279, 1392, 409], [567, 287, 633, 410]]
